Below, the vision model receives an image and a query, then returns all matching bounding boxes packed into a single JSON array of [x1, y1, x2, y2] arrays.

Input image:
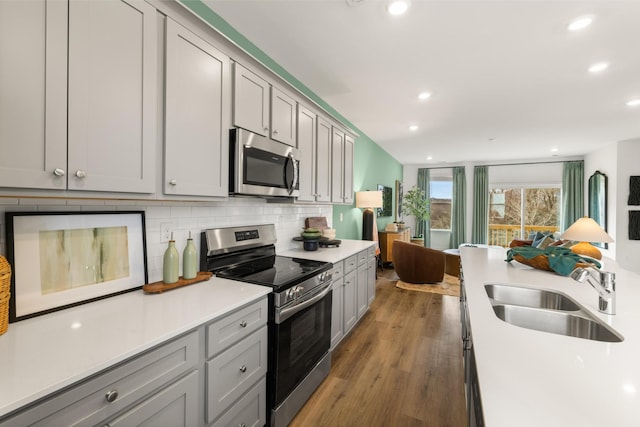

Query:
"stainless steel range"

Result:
[[200, 224, 333, 427]]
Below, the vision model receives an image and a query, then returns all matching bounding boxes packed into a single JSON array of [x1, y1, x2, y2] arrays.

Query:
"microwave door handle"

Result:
[[287, 153, 298, 195]]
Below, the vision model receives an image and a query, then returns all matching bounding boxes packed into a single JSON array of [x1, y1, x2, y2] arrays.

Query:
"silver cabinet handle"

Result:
[[169, 179, 177, 186], [75, 170, 86, 179], [53, 168, 65, 177], [263, 127, 269, 132], [273, 129, 279, 135], [105, 389, 118, 403], [239, 365, 247, 373], [238, 424, 246, 427], [240, 320, 247, 328]]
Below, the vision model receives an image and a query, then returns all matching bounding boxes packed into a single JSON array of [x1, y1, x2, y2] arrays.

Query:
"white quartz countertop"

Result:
[[279, 239, 375, 263], [0, 277, 271, 417], [461, 246, 640, 427]]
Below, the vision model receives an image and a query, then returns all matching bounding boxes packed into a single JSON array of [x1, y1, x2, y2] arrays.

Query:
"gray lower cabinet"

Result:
[[0, 297, 269, 427], [330, 247, 376, 350], [0, 331, 200, 427]]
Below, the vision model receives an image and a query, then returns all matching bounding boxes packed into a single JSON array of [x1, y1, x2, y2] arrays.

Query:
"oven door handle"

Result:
[[276, 282, 332, 324]]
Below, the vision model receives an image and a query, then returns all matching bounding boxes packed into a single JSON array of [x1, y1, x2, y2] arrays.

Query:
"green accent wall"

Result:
[[180, 0, 403, 240], [334, 135, 403, 240]]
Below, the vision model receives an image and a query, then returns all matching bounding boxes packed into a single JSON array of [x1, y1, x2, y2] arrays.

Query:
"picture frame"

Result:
[[395, 180, 403, 222], [6, 211, 148, 322], [377, 184, 393, 217]]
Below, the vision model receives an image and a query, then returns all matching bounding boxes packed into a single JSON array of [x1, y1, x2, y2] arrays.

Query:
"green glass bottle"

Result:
[[183, 232, 197, 280], [163, 235, 179, 284]]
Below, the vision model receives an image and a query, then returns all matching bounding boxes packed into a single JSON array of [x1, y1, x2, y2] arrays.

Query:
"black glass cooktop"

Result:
[[215, 255, 331, 291]]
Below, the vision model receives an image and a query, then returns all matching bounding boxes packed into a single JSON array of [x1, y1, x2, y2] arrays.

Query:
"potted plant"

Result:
[[401, 186, 430, 245]]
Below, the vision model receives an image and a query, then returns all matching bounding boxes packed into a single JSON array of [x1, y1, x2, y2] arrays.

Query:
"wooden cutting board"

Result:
[[143, 271, 213, 293], [305, 217, 328, 230]]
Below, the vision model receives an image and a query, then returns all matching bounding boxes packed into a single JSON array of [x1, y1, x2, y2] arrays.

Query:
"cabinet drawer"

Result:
[[206, 298, 268, 358], [330, 260, 344, 281], [211, 377, 266, 427], [206, 326, 268, 423], [1, 331, 199, 427], [344, 254, 358, 273], [357, 249, 369, 266]]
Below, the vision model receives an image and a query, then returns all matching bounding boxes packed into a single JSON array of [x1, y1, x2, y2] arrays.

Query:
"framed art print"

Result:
[[5, 211, 147, 322]]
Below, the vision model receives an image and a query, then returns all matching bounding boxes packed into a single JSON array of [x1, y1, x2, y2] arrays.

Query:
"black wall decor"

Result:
[[629, 211, 640, 240], [628, 176, 640, 205]]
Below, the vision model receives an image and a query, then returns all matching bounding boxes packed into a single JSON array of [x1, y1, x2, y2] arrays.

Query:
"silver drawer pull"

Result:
[[238, 424, 246, 427], [105, 389, 118, 403], [240, 320, 247, 328], [239, 365, 247, 373]]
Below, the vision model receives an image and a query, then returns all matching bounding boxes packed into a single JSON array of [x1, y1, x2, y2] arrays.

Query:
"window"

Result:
[[430, 177, 452, 230], [489, 187, 560, 246]]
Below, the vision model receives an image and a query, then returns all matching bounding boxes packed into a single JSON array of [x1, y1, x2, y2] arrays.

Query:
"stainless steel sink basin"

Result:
[[485, 283, 581, 311], [491, 304, 623, 343]]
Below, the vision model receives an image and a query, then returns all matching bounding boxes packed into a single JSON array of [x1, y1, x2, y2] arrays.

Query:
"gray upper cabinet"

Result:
[[67, 0, 157, 193], [315, 117, 332, 203], [0, 0, 156, 194], [233, 63, 270, 137], [0, 0, 67, 190], [164, 18, 230, 198], [270, 87, 297, 146], [330, 127, 355, 205], [296, 105, 317, 202]]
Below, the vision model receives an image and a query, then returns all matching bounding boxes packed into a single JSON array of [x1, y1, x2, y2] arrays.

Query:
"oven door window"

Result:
[[244, 146, 292, 189], [274, 290, 332, 404]]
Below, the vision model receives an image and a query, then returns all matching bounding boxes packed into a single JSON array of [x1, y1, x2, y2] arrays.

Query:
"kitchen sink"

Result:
[[485, 283, 581, 311], [491, 304, 623, 342]]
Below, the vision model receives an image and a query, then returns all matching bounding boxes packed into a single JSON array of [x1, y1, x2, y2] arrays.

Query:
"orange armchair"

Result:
[[392, 240, 445, 284]]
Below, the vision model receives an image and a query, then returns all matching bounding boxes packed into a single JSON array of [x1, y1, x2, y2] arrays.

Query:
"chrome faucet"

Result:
[[570, 267, 616, 315]]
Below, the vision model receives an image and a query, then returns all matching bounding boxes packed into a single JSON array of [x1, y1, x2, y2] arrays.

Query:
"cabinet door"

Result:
[[343, 270, 357, 334], [164, 18, 230, 197], [357, 264, 368, 319], [271, 87, 297, 146], [315, 117, 332, 203], [67, 0, 157, 193], [296, 105, 316, 201], [0, 0, 67, 190], [107, 371, 199, 427], [367, 257, 376, 306], [330, 277, 344, 350], [343, 134, 355, 205], [330, 128, 345, 204], [233, 63, 270, 136]]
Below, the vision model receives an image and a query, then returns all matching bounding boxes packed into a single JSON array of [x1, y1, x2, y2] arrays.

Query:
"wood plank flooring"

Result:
[[289, 268, 466, 427]]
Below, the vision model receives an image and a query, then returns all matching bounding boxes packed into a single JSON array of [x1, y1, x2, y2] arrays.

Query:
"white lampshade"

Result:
[[355, 191, 383, 209], [561, 217, 613, 243], [561, 217, 613, 260]]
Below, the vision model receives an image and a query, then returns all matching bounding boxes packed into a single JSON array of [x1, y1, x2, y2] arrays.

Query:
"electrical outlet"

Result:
[[160, 222, 174, 243]]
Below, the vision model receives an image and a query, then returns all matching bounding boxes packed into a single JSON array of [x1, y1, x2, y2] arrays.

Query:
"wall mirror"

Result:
[[588, 171, 608, 248], [377, 184, 392, 217]]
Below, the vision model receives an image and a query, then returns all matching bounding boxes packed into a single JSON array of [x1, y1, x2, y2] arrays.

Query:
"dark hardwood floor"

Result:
[[289, 268, 466, 427]]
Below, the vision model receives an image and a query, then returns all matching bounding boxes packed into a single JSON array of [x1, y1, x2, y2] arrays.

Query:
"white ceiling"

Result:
[[204, 0, 640, 165]]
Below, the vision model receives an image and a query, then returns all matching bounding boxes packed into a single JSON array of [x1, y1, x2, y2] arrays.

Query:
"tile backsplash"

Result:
[[0, 197, 333, 283]]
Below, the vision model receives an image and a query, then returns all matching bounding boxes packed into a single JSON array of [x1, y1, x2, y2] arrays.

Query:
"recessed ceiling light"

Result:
[[427, 156, 433, 160], [626, 99, 640, 107], [551, 147, 559, 153], [588, 62, 609, 73], [409, 125, 418, 131], [387, 0, 409, 16], [568, 15, 594, 31], [418, 92, 431, 100]]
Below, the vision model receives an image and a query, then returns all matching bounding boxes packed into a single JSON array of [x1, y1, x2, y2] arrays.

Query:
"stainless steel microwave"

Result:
[[229, 128, 300, 198]]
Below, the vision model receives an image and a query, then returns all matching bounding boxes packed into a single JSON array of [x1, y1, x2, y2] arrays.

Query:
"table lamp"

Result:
[[356, 190, 383, 241], [560, 216, 613, 260]]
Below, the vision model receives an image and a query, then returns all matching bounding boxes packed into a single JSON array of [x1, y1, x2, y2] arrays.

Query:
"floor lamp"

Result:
[[356, 191, 383, 241]]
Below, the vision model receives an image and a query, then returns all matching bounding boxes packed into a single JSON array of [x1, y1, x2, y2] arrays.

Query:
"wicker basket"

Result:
[[512, 254, 590, 273], [0, 255, 11, 335]]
